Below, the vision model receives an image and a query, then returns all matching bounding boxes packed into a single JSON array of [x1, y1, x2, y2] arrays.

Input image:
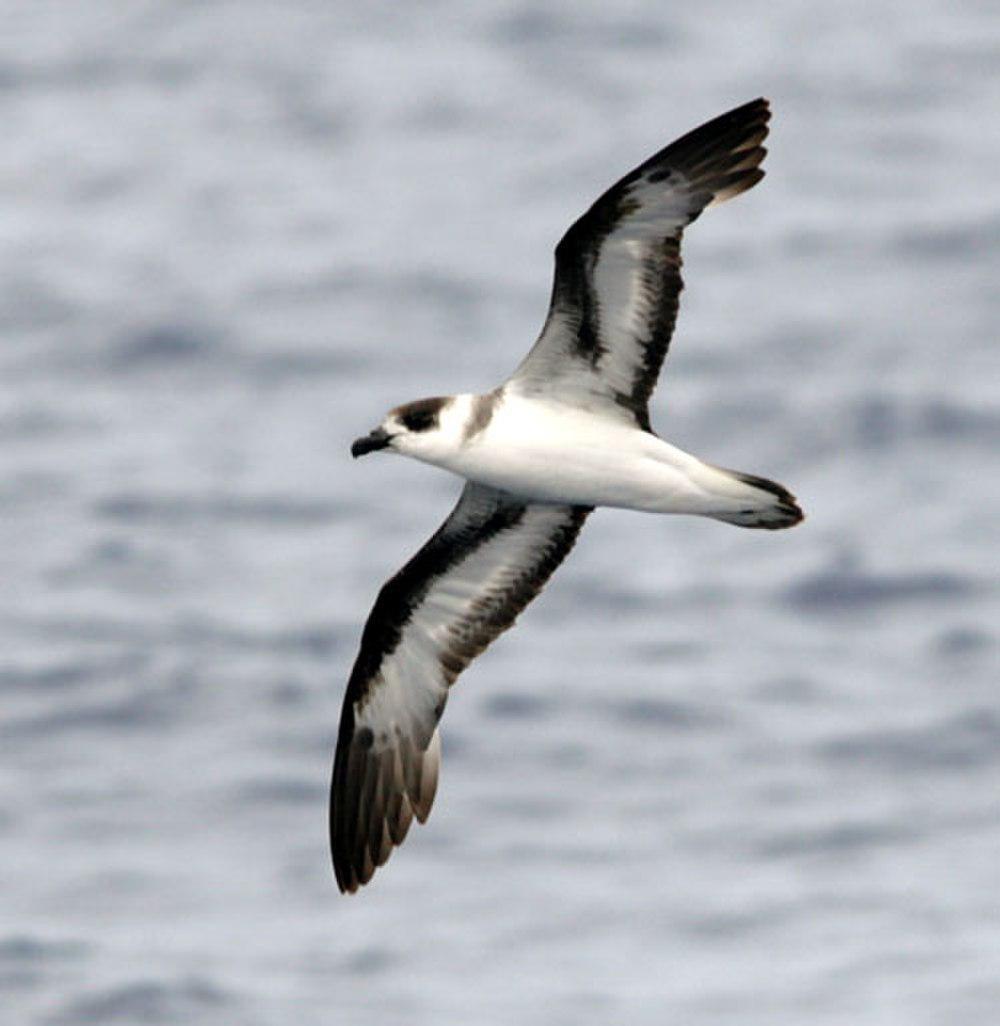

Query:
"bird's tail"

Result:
[[701, 466, 804, 530]]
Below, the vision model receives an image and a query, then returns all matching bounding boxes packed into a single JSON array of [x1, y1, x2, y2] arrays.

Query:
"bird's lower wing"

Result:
[[331, 483, 590, 893], [507, 98, 770, 431]]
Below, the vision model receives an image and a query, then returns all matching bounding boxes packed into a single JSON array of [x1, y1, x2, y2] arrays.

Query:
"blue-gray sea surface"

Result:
[[3, 3, 998, 1024]]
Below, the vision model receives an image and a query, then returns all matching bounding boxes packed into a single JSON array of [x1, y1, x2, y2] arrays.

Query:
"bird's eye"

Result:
[[402, 410, 435, 432]]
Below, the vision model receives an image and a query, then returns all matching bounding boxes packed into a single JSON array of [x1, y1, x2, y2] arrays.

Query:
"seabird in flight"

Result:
[[332, 98, 803, 892]]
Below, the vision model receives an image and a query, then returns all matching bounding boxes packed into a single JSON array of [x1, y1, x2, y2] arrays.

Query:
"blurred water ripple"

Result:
[[2, 2, 998, 1024]]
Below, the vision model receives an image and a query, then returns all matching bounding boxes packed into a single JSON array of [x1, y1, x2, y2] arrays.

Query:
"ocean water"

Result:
[[2, 2, 998, 1023]]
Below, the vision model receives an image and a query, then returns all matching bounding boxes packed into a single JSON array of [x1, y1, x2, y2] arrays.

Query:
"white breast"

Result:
[[437, 393, 709, 511]]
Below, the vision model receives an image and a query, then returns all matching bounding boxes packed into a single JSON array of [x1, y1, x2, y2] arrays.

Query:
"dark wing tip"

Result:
[[631, 97, 772, 215], [330, 711, 441, 894]]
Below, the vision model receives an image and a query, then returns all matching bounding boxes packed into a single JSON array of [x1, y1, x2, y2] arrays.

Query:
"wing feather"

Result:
[[331, 483, 590, 893], [508, 98, 771, 430]]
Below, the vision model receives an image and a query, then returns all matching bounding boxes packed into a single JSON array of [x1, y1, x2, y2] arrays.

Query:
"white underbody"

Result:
[[418, 392, 760, 520]]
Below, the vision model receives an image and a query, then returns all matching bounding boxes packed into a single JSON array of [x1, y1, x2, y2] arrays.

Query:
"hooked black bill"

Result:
[[351, 428, 392, 458]]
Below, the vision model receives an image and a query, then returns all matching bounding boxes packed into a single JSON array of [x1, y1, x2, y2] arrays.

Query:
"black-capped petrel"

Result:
[[332, 98, 803, 893]]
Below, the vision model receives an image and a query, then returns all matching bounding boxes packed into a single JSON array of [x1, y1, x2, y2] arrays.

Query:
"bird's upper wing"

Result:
[[506, 98, 770, 431], [331, 482, 590, 892]]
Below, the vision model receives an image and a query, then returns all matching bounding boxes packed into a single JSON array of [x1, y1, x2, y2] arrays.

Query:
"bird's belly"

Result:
[[458, 450, 640, 505], [442, 422, 701, 510]]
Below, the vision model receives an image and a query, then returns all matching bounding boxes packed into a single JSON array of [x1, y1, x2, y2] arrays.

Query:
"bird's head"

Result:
[[351, 396, 462, 462]]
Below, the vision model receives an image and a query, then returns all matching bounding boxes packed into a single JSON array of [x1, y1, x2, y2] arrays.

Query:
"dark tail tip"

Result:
[[725, 469, 805, 530]]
